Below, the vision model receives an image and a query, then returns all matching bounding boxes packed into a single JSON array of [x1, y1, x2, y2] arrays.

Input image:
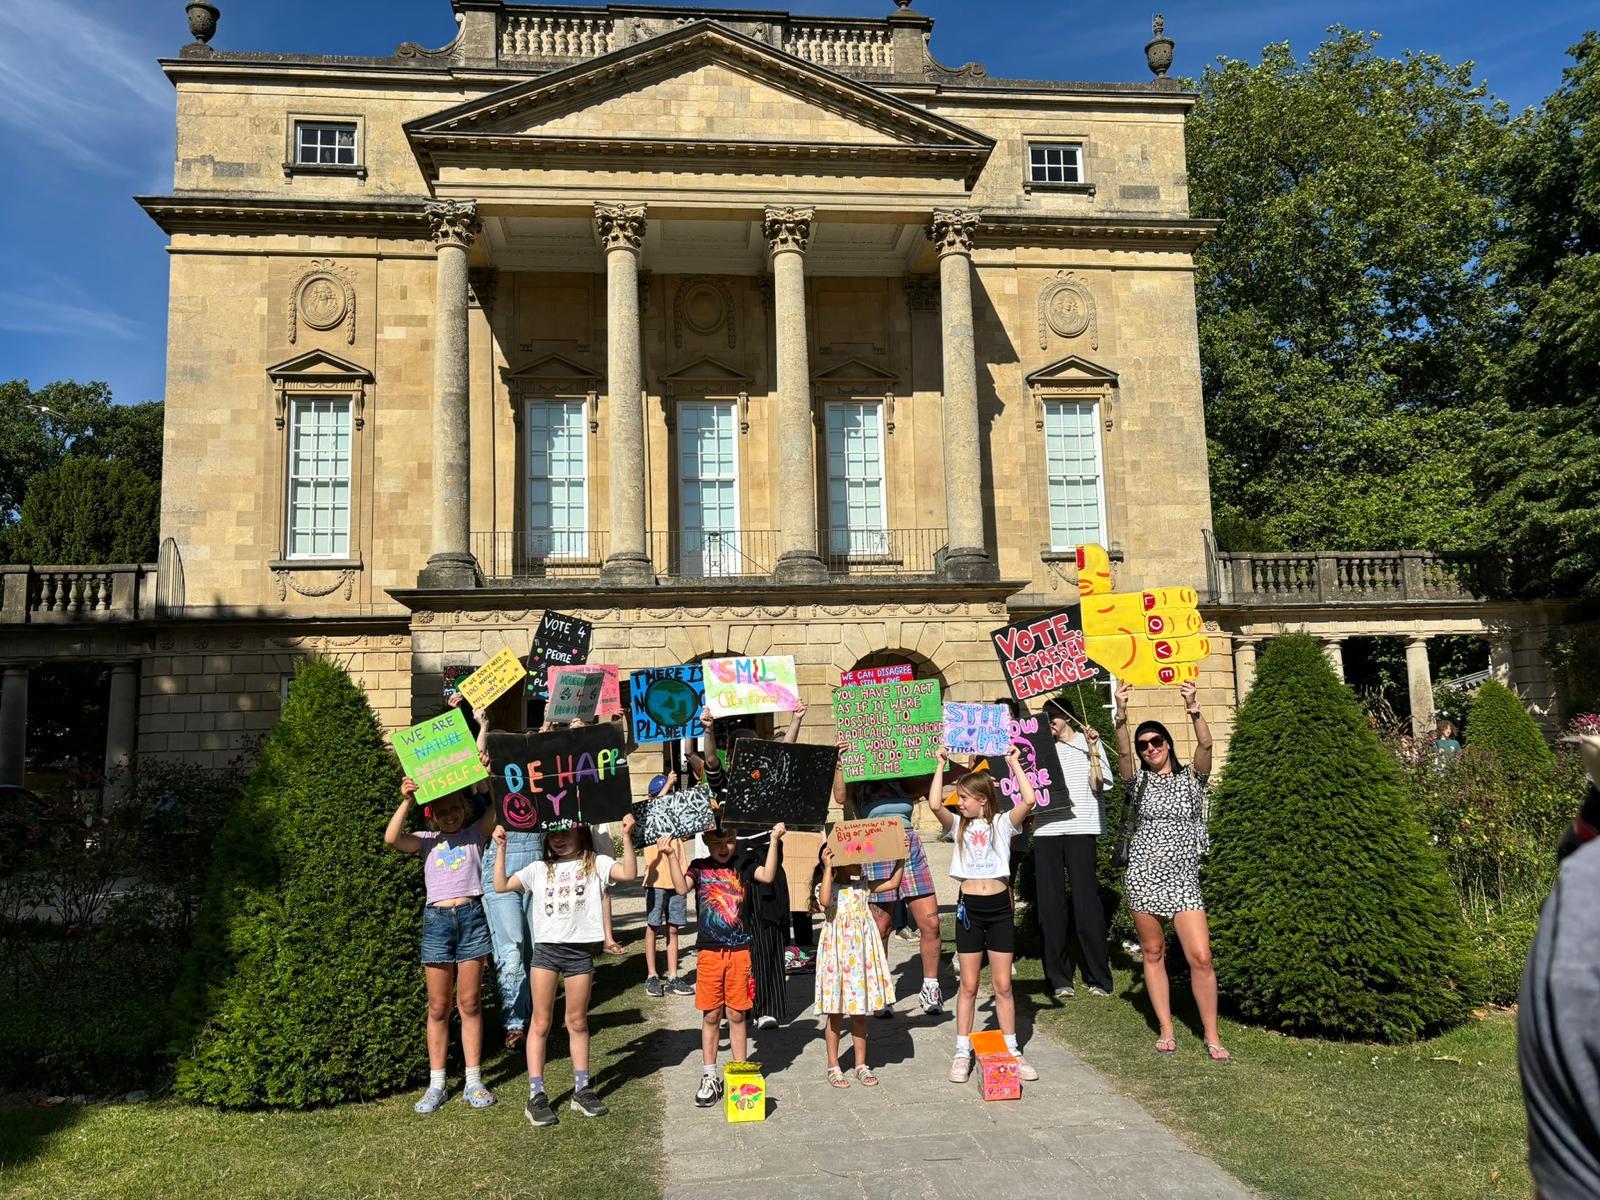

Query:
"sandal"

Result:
[[826, 1067, 851, 1088], [1155, 1035, 1178, 1055], [853, 1065, 880, 1087], [1206, 1042, 1232, 1062]]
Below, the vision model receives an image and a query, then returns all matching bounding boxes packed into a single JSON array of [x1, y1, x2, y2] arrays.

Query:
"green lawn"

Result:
[[0, 952, 665, 1200], [1016, 951, 1531, 1200]]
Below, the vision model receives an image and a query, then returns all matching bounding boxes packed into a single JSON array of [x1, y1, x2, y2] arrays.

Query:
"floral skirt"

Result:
[[813, 904, 894, 1016]]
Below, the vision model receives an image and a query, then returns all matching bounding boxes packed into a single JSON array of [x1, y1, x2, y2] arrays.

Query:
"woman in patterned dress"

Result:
[[1114, 679, 1231, 1062], [812, 843, 900, 1086]]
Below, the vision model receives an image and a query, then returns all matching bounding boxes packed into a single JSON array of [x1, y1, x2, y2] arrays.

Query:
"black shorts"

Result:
[[954, 890, 1015, 957], [530, 942, 595, 979]]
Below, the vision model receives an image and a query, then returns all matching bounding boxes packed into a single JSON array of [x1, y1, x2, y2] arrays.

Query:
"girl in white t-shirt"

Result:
[[926, 746, 1038, 1084], [493, 813, 637, 1129]]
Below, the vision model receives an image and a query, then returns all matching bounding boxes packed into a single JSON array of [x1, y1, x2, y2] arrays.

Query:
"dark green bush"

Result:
[[1205, 634, 1481, 1041], [171, 659, 424, 1108], [1465, 679, 1556, 783]]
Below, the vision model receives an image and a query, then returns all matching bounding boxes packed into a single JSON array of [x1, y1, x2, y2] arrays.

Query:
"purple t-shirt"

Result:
[[415, 828, 487, 904]]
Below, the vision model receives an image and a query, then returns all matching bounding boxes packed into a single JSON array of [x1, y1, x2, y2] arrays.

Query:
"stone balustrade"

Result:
[[784, 23, 894, 70], [500, 11, 616, 60], [1218, 551, 1497, 606], [0, 564, 155, 624]]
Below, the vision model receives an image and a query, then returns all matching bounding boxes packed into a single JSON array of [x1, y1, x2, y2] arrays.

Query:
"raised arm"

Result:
[[384, 778, 424, 854], [816, 844, 837, 910], [832, 744, 851, 814], [1006, 743, 1039, 829], [1086, 723, 1109, 796], [1113, 680, 1136, 782], [609, 813, 640, 883], [1181, 680, 1213, 777], [926, 748, 955, 832], [492, 825, 524, 893], [782, 698, 807, 744], [698, 705, 715, 756], [665, 838, 692, 896], [754, 823, 786, 884]]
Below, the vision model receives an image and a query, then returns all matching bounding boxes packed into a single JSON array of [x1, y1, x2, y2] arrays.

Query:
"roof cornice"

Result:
[[137, 194, 432, 237], [976, 213, 1221, 252]]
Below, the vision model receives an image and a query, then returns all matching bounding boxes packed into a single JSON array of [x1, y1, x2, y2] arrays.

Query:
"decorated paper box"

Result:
[[970, 1030, 1021, 1102], [724, 1060, 766, 1123]]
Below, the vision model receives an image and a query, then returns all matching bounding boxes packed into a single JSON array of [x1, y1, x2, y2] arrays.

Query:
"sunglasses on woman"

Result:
[[1136, 736, 1166, 751]]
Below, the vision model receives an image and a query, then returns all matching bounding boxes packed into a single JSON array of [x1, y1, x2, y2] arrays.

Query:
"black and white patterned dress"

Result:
[[1124, 766, 1210, 917]]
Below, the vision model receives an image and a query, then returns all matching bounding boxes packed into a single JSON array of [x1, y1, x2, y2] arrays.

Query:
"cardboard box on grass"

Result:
[[724, 1061, 766, 1122], [970, 1030, 1021, 1101]]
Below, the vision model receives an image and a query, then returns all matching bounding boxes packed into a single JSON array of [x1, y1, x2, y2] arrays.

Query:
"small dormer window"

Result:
[[1028, 142, 1084, 186], [295, 121, 357, 167]]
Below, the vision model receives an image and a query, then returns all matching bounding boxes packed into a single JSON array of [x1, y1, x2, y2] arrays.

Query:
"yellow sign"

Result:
[[1075, 543, 1209, 687], [456, 647, 528, 710]]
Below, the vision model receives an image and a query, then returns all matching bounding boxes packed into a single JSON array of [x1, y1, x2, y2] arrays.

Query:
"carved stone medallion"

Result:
[[288, 259, 356, 345], [1038, 270, 1098, 350]]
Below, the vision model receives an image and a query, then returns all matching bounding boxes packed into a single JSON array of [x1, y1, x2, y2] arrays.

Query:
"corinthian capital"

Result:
[[425, 199, 481, 250], [762, 205, 815, 255], [928, 208, 980, 256], [594, 202, 647, 252]]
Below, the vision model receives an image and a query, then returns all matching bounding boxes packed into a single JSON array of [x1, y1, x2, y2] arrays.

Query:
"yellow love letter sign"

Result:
[[456, 647, 529, 710], [1075, 544, 1209, 687]]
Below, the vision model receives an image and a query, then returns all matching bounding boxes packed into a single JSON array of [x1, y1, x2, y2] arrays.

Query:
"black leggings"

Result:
[[954, 890, 1015, 957]]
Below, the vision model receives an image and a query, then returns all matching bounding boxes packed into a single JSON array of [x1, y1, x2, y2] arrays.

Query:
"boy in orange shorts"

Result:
[[663, 821, 784, 1107]]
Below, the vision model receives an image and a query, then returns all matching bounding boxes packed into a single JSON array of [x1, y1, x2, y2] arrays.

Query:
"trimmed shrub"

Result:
[[170, 659, 423, 1107], [1465, 679, 1556, 782], [1205, 634, 1481, 1041]]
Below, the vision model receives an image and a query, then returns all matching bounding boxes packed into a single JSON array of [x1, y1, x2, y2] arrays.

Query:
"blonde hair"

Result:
[[543, 824, 598, 881], [424, 790, 471, 833], [954, 772, 1001, 849]]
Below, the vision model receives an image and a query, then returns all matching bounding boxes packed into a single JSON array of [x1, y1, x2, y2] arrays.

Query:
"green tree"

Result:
[[1205, 635, 1480, 1041], [5, 457, 159, 564], [171, 659, 423, 1108], [1187, 30, 1508, 552], [1465, 679, 1556, 782], [1480, 33, 1600, 597]]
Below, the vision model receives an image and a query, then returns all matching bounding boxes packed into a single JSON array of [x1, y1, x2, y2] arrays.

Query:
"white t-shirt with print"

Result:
[[514, 855, 616, 945], [950, 817, 1016, 881]]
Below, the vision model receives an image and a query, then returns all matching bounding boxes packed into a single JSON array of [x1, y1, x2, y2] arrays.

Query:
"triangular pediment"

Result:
[[661, 355, 752, 385], [266, 349, 372, 381], [1025, 355, 1119, 389], [812, 357, 898, 386], [506, 353, 601, 382], [408, 21, 992, 159]]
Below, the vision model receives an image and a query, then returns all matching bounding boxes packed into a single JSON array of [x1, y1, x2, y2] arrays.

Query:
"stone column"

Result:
[[420, 199, 482, 588], [596, 203, 652, 585], [1232, 637, 1259, 704], [1487, 633, 1514, 684], [1405, 636, 1434, 738], [0, 665, 26, 787], [102, 660, 140, 805], [1322, 636, 1346, 681], [929, 209, 996, 581], [764, 206, 826, 583]]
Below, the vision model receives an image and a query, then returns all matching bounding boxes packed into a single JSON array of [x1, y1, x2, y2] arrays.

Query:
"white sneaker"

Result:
[[754, 1013, 777, 1030], [949, 1051, 973, 1083], [1015, 1055, 1040, 1082], [920, 980, 944, 1015]]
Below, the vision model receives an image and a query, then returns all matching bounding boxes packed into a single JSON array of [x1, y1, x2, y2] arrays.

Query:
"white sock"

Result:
[[923, 977, 939, 991], [429, 1068, 446, 1090], [703, 1063, 717, 1077], [1004, 1033, 1020, 1055], [955, 1035, 971, 1054], [464, 1066, 482, 1089]]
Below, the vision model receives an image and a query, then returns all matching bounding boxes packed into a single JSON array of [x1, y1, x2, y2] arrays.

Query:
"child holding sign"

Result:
[[492, 814, 639, 1128], [813, 839, 900, 1087], [926, 745, 1040, 1085]]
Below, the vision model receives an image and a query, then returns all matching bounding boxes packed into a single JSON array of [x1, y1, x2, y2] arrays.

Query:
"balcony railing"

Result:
[[0, 564, 156, 624], [471, 529, 948, 584], [1216, 551, 1500, 606]]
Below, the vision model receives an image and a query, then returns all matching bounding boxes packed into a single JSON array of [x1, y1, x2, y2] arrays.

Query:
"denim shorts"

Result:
[[644, 887, 688, 929], [530, 941, 595, 979], [420, 901, 494, 965]]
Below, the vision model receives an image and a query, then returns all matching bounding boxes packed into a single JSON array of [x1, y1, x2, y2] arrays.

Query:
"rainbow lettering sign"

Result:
[[704, 655, 799, 718], [394, 708, 489, 805], [487, 724, 632, 832]]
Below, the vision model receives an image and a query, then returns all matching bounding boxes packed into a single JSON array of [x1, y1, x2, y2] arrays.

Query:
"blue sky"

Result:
[[0, 0, 1592, 408]]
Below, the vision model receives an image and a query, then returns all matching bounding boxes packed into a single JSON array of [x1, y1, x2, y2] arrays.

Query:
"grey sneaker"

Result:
[[524, 1092, 558, 1128], [694, 1073, 723, 1108], [669, 975, 694, 997], [1053, 985, 1076, 1000], [414, 1085, 449, 1115], [1085, 985, 1112, 997], [570, 1086, 609, 1118], [645, 975, 665, 998]]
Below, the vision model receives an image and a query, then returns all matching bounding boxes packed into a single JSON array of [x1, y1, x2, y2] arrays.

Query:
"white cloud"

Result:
[[0, 291, 142, 341]]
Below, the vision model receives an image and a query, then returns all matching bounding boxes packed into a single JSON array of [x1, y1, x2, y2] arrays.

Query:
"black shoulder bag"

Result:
[[1111, 771, 1151, 870]]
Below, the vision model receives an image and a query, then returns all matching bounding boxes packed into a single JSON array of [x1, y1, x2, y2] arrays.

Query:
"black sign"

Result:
[[991, 608, 1103, 702], [487, 724, 631, 832], [722, 739, 838, 829], [526, 610, 593, 697]]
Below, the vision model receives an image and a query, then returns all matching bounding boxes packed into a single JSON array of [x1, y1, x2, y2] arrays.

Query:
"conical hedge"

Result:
[[1205, 634, 1481, 1041], [1466, 678, 1555, 782], [170, 659, 424, 1107]]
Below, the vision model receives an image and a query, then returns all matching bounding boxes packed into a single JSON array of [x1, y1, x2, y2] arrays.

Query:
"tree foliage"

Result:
[[171, 659, 423, 1108], [5, 457, 160, 565], [1464, 679, 1557, 783], [1205, 635, 1480, 1041]]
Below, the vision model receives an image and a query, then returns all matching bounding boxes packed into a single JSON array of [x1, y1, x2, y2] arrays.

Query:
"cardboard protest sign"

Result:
[[704, 655, 800, 718], [545, 667, 607, 724], [722, 739, 838, 828], [833, 679, 943, 782], [1075, 542, 1207, 687], [394, 708, 489, 804], [780, 830, 826, 913], [486, 723, 631, 832], [991, 609, 1103, 702], [828, 817, 909, 867], [442, 665, 473, 699], [525, 610, 593, 697], [943, 702, 1014, 757], [456, 647, 529, 710], [841, 664, 914, 687], [629, 665, 705, 744]]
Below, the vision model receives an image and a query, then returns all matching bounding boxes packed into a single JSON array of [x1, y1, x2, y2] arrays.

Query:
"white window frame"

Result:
[[1025, 140, 1088, 190], [676, 400, 742, 578], [1042, 398, 1107, 552], [824, 400, 889, 558], [285, 396, 353, 561], [523, 398, 590, 560]]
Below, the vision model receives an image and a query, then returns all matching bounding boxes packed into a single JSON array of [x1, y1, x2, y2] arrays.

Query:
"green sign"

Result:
[[394, 708, 489, 804], [833, 679, 943, 782]]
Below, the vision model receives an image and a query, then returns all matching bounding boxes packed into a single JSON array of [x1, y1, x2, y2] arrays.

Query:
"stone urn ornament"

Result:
[[1145, 14, 1174, 78], [187, 2, 220, 45]]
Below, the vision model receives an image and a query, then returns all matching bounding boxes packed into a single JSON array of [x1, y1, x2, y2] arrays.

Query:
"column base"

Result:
[[599, 553, 655, 586], [940, 547, 999, 583], [774, 550, 828, 584], [417, 553, 481, 590]]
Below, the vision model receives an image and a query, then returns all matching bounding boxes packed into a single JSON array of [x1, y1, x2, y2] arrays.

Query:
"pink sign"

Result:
[[549, 664, 622, 719], [841, 664, 914, 687]]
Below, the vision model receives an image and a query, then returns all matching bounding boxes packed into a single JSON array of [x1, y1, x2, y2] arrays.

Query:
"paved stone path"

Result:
[[639, 840, 1254, 1200]]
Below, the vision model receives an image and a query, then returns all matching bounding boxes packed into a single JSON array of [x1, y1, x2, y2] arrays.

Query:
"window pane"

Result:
[[825, 402, 886, 556], [525, 401, 588, 557], [287, 398, 351, 557], [678, 403, 740, 577], [1029, 143, 1083, 184], [295, 121, 357, 166], [1043, 399, 1102, 551]]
